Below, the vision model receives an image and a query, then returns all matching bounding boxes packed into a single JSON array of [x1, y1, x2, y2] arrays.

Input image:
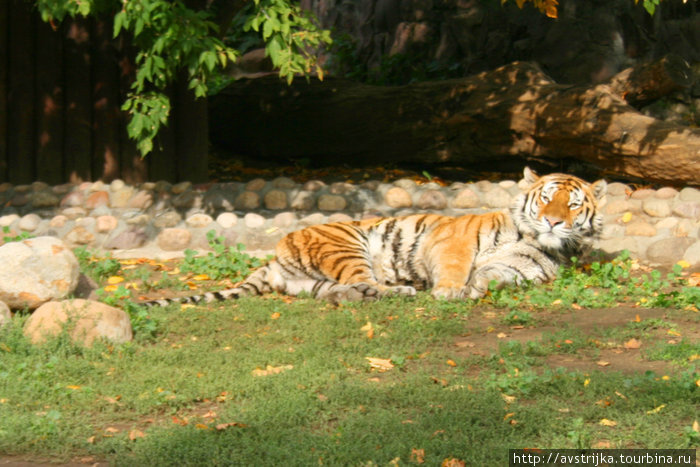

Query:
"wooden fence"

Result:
[[0, 0, 208, 185]]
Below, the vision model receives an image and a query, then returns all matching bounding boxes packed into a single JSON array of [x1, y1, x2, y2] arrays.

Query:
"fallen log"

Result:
[[210, 59, 700, 186]]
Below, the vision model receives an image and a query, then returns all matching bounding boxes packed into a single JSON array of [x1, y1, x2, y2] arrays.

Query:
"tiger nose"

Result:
[[543, 215, 564, 228]]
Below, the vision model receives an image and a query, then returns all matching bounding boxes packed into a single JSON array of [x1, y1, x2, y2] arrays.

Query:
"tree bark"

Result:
[[211, 59, 700, 186]]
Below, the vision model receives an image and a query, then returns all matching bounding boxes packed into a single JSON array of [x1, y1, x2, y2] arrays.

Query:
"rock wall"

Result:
[[301, 0, 700, 85]]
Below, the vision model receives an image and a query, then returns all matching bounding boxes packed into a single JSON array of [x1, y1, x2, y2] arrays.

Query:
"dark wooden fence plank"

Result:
[[63, 17, 93, 182], [175, 75, 209, 183], [0, 1, 8, 181], [7, 0, 36, 184], [91, 18, 122, 182], [35, 18, 65, 185]]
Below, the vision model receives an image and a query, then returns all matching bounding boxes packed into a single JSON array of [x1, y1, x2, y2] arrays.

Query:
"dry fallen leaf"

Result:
[[502, 394, 517, 404], [107, 276, 124, 284], [624, 338, 642, 349], [129, 429, 146, 440], [252, 364, 294, 377], [455, 341, 475, 348], [596, 360, 611, 367], [599, 418, 617, 427], [105, 427, 120, 433], [692, 420, 699, 433], [621, 212, 632, 223], [442, 458, 466, 467], [410, 448, 425, 464], [360, 321, 374, 339], [270, 312, 281, 320], [496, 332, 508, 339], [446, 359, 457, 367], [366, 357, 394, 372], [215, 422, 247, 430], [646, 404, 666, 414]]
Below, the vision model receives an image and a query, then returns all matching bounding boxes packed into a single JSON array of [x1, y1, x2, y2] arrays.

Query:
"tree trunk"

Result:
[[211, 59, 700, 186]]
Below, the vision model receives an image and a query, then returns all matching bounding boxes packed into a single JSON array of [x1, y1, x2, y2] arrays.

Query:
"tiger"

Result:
[[142, 167, 606, 307]]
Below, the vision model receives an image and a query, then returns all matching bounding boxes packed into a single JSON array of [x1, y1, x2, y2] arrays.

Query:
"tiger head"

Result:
[[512, 167, 607, 253]]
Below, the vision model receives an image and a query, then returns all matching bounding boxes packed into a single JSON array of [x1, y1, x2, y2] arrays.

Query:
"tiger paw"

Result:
[[431, 286, 468, 300], [319, 282, 380, 303], [381, 285, 417, 297]]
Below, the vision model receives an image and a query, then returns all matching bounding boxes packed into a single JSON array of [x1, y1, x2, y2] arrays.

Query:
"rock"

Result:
[[299, 213, 326, 226], [201, 189, 233, 213], [244, 213, 266, 229], [646, 237, 696, 264], [451, 188, 480, 208], [625, 221, 657, 237], [23, 299, 132, 346], [302, 180, 326, 191], [654, 187, 678, 199], [0, 237, 79, 310], [654, 218, 678, 230], [416, 190, 447, 210], [273, 212, 296, 228], [393, 178, 417, 191], [683, 241, 700, 266], [642, 198, 671, 218], [0, 214, 19, 227], [111, 187, 135, 208], [0, 301, 11, 328], [49, 215, 68, 228], [318, 194, 347, 211], [104, 228, 147, 250], [110, 179, 125, 191], [95, 215, 119, 233], [172, 191, 199, 209], [31, 191, 60, 208], [329, 182, 355, 195], [291, 191, 315, 210], [85, 191, 110, 209], [216, 212, 238, 229], [185, 213, 214, 228], [127, 190, 154, 210], [328, 213, 353, 223], [64, 226, 95, 246], [157, 228, 192, 251], [60, 191, 84, 207], [679, 187, 700, 202], [483, 186, 511, 208], [600, 223, 625, 240], [604, 199, 632, 214], [245, 178, 266, 191], [171, 181, 192, 194], [630, 189, 654, 200], [384, 187, 412, 208], [272, 177, 296, 189], [18, 214, 41, 232], [62, 207, 87, 219], [153, 211, 182, 228], [234, 191, 260, 210], [264, 189, 288, 210], [475, 180, 493, 192], [672, 202, 700, 219]]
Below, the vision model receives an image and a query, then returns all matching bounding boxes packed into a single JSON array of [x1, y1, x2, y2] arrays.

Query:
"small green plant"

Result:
[[501, 309, 534, 326], [73, 247, 122, 282], [96, 285, 158, 341], [180, 230, 263, 281], [2, 226, 32, 243]]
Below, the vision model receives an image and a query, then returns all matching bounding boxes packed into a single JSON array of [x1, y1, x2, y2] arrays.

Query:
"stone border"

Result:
[[0, 177, 698, 266]]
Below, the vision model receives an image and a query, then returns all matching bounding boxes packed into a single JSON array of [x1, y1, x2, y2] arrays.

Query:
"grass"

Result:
[[0, 248, 698, 465]]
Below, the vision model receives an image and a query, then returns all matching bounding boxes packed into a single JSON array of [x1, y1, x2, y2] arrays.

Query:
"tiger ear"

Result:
[[590, 179, 607, 200], [522, 167, 539, 185]]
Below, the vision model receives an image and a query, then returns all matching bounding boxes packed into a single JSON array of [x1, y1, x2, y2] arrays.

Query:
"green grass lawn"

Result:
[[0, 249, 698, 465]]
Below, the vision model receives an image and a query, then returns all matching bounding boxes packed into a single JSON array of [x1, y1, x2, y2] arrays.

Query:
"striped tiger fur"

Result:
[[142, 167, 606, 306]]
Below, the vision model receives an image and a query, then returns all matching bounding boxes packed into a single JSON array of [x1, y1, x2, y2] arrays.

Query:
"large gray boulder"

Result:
[[0, 236, 80, 310]]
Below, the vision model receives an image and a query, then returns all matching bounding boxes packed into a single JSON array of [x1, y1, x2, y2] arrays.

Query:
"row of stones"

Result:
[[0, 177, 699, 265], [0, 176, 521, 215]]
